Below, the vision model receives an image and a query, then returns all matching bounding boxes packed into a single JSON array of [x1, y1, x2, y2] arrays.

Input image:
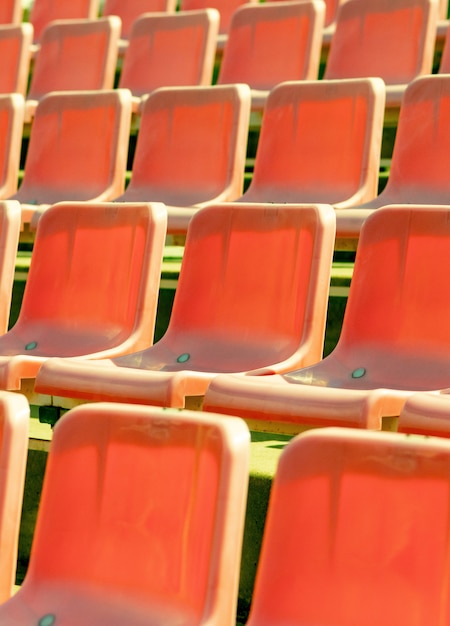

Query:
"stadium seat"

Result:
[[0, 201, 21, 335], [0, 392, 29, 603], [102, 0, 177, 49], [119, 10, 220, 113], [0, 0, 22, 24], [0, 402, 250, 626], [335, 74, 450, 241], [9, 89, 132, 230], [0, 24, 33, 96], [324, 0, 439, 120], [114, 84, 251, 234], [217, 1, 325, 115], [35, 202, 336, 409], [398, 391, 450, 437], [29, 0, 101, 45], [247, 427, 450, 626], [0, 201, 167, 393], [25, 17, 121, 123], [239, 78, 385, 209], [0, 95, 25, 201], [203, 205, 450, 432]]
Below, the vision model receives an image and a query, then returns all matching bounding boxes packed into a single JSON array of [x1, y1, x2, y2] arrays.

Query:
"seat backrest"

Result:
[[0, 0, 22, 24], [17, 403, 250, 625], [248, 427, 450, 626], [329, 205, 450, 389], [217, 1, 325, 89], [242, 78, 385, 207], [119, 84, 250, 205], [29, 0, 101, 42], [16, 89, 132, 206], [0, 392, 29, 603], [0, 23, 33, 95], [119, 10, 219, 97], [0, 201, 21, 335], [154, 202, 336, 373], [370, 75, 450, 206], [6, 201, 167, 357], [28, 17, 121, 101], [0, 94, 25, 201], [324, 0, 439, 84], [180, 0, 258, 35], [102, 0, 177, 39]]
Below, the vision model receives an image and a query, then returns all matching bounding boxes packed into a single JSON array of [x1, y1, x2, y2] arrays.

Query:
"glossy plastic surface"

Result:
[[119, 10, 219, 100], [204, 205, 450, 430], [115, 84, 251, 234], [102, 0, 177, 40], [0, 403, 250, 626], [11, 89, 132, 228], [248, 427, 450, 626], [0, 94, 25, 201], [26, 17, 121, 122], [180, 0, 258, 34], [35, 203, 336, 407], [29, 0, 101, 42], [0, 201, 21, 335], [398, 391, 450, 437], [0, 24, 33, 96], [218, 1, 325, 111], [240, 78, 385, 208], [0, 392, 29, 602], [0, 201, 167, 390], [0, 0, 22, 24], [325, 0, 438, 86]]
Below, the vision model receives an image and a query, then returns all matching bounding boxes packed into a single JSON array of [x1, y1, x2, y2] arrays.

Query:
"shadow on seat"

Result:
[[9, 89, 132, 231], [0, 402, 250, 626], [114, 84, 251, 235], [0, 200, 167, 393], [35, 202, 336, 408], [203, 205, 450, 432], [217, 0, 325, 115], [247, 427, 450, 626], [25, 16, 121, 123], [118, 10, 220, 114], [0, 392, 29, 603]]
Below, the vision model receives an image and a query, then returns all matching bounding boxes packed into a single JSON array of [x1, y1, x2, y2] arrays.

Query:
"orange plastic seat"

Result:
[[102, 0, 177, 44], [0, 392, 29, 603], [0, 201, 167, 392], [119, 10, 220, 113], [0, 201, 21, 335], [324, 0, 439, 118], [398, 391, 450, 437], [217, 1, 325, 114], [0, 23, 33, 96], [0, 0, 22, 24], [335, 74, 450, 241], [114, 84, 251, 234], [203, 205, 450, 431], [0, 95, 25, 201], [29, 0, 101, 44], [239, 78, 385, 209], [10, 89, 132, 230], [35, 202, 336, 408], [247, 427, 450, 626], [25, 17, 121, 123], [0, 402, 250, 625]]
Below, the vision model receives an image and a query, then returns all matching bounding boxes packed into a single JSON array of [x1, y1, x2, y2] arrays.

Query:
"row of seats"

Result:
[[1, 393, 450, 624], [1, 71, 450, 239]]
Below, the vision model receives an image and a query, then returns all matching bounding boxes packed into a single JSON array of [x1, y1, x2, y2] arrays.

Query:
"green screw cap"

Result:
[[351, 367, 366, 379], [177, 353, 190, 363]]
